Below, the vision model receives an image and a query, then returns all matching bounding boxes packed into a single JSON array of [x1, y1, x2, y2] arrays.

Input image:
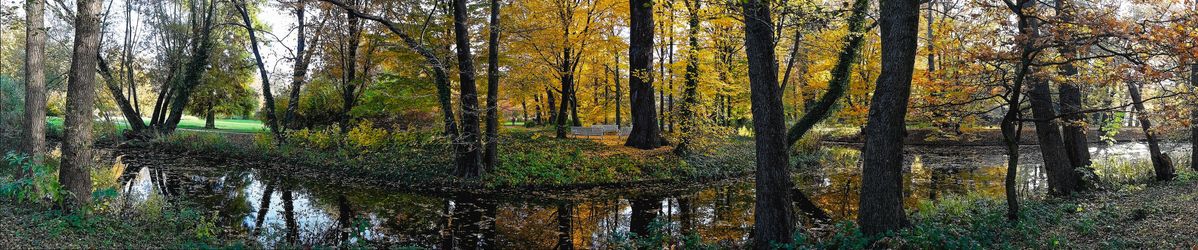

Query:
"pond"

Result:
[[109, 142, 1187, 248]]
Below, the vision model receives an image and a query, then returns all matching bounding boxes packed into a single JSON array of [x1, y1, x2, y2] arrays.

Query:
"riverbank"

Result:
[[123, 127, 759, 194], [823, 127, 1155, 146]]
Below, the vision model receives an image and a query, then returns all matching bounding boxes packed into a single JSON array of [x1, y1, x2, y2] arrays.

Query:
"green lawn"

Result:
[[47, 116, 265, 134]]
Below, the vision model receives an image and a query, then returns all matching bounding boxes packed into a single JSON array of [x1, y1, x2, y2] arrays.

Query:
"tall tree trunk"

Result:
[[741, 0, 794, 246], [123, 0, 139, 116], [20, 0, 47, 169], [570, 89, 581, 126], [1001, 0, 1038, 221], [164, 1, 218, 132], [452, 0, 483, 178], [97, 55, 147, 132], [339, 3, 362, 134], [614, 54, 623, 128], [61, 0, 103, 210], [859, 0, 918, 236], [1192, 63, 1198, 172], [484, 0, 502, 171], [235, 0, 281, 141], [1020, 1, 1080, 196], [1054, 0, 1093, 183], [557, 47, 574, 138], [785, 0, 867, 147], [675, 0, 701, 155], [284, 2, 319, 131], [1127, 81, 1175, 181], [625, 0, 663, 149]]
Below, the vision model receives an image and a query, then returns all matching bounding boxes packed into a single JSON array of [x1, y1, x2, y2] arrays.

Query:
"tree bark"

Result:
[[859, 0, 918, 236], [204, 101, 216, 129], [338, 2, 362, 134], [1019, 1, 1081, 197], [452, 0, 483, 178], [557, 47, 575, 138], [1192, 63, 1198, 172], [1054, 0, 1093, 181], [235, 0, 281, 141], [1128, 81, 1175, 181], [1001, 0, 1039, 221], [615, 54, 623, 128], [21, 0, 47, 169], [674, 0, 701, 155], [484, 0, 502, 171], [61, 0, 104, 210], [740, 0, 794, 246], [625, 0, 663, 149]]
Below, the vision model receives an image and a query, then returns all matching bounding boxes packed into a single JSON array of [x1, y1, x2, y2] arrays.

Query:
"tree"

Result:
[[740, 0, 793, 246], [673, 0, 700, 155], [1054, 0, 1092, 178], [1126, 78, 1174, 181], [162, 0, 218, 133], [20, 0, 47, 169], [60, 0, 103, 210], [234, 0, 281, 141], [452, 0, 484, 178], [626, 0, 664, 149], [858, 0, 919, 236], [484, 0, 502, 171]]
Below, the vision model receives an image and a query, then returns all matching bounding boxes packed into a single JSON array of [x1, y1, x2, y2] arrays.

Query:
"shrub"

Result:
[[347, 120, 388, 152]]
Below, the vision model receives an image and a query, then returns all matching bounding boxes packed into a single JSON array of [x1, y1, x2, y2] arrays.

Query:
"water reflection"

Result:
[[112, 142, 1186, 248]]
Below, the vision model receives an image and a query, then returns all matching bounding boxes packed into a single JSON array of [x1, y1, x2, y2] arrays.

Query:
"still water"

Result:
[[110, 142, 1184, 248]]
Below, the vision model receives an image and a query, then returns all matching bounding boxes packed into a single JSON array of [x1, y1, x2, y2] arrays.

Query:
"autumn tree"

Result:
[[626, 0, 664, 149], [740, 0, 793, 246]]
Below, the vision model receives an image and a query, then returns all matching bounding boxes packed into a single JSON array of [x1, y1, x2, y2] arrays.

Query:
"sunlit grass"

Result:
[[47, 116, 265, 134]]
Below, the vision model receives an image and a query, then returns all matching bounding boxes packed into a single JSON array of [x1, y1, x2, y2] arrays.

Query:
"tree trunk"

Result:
[[1054, 0, 1093, 182], [452, 0, 483, 178], [1192, 63, 1198, 172], [785, 0, 867, 147], [61, 0, 104, 210], [235, 0, 281, 140], [204, 101, 216, 129], [615, 54, 623, 128], [484, 0, 502, 171], [740, 0, 794, 246], [1029, 77, 1081, 195], [1127, 81, 1175, 181], [675, 0, 701, 155], [548, 87, 557, 125], [339, 5, 362, 134], [20, 0, 47, 169], [97, 55, 147, 133], [859, 0, 918, 236], [284, 2, 319, 131], [625, 0, 663, 149], [164, 1, 218, 132], [1001, 0, 1039, 221], [557, 47, 574, 139]]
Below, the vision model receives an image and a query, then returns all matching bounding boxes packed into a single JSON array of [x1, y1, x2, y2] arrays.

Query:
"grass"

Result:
[[47, 116, 265, 134]]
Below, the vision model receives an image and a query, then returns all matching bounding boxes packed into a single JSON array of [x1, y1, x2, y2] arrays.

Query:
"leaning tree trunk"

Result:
[[858, 0, 918, 236], [625, 0, 663, 149], [236, 0, 281, 140], [1127, 81, 1175, 181], [20, 0, 47, 169], [164, 1, 217, 132], [61, 0, 104, 210], [785, 0, 867, 147], [741, 0, 795, 246], [1029, 76, 1082, 195], [484, 0, 502, 171], [452, 0, 483, 178]]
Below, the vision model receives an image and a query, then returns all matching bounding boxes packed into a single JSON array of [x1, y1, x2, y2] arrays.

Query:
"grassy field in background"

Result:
[[47, 116, 265, 134]]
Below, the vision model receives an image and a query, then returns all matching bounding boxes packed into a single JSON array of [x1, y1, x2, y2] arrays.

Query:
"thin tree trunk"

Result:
[[785, 0, 867, 147], [625, 0, 663, 149], [452, 0, 483, 178], [235, 0, 281, 141], [741, 0, 794, 246], [339, 3, 362, 134], [614, 54, 623, 128], [1127, 81, 1175, 181], [1001, 0, 1038, 221], [20, 0, 47, 169], [1192, 63, 1198, 172], [859, 0, 918, 236], [484, 0, 502, 170], [557, 47, 574, 138], [61, 0, 104, 210]]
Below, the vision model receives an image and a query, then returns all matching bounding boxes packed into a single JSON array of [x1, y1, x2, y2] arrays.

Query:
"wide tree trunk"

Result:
[[452, 0, 483, 178], [740, 0, 794, 246], [1128, 81, 1175, 181], [1192, 63, 1198, 172], [625, 0, 663, 149], [235, 0, 281, 140], [1029, 77, 1082, 196], [20, 0, 47, 169], [858, 0, 918, 236], [61, 0, 104, 210], [484, 0, 502, 170], [204, 102, 216, 129]]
